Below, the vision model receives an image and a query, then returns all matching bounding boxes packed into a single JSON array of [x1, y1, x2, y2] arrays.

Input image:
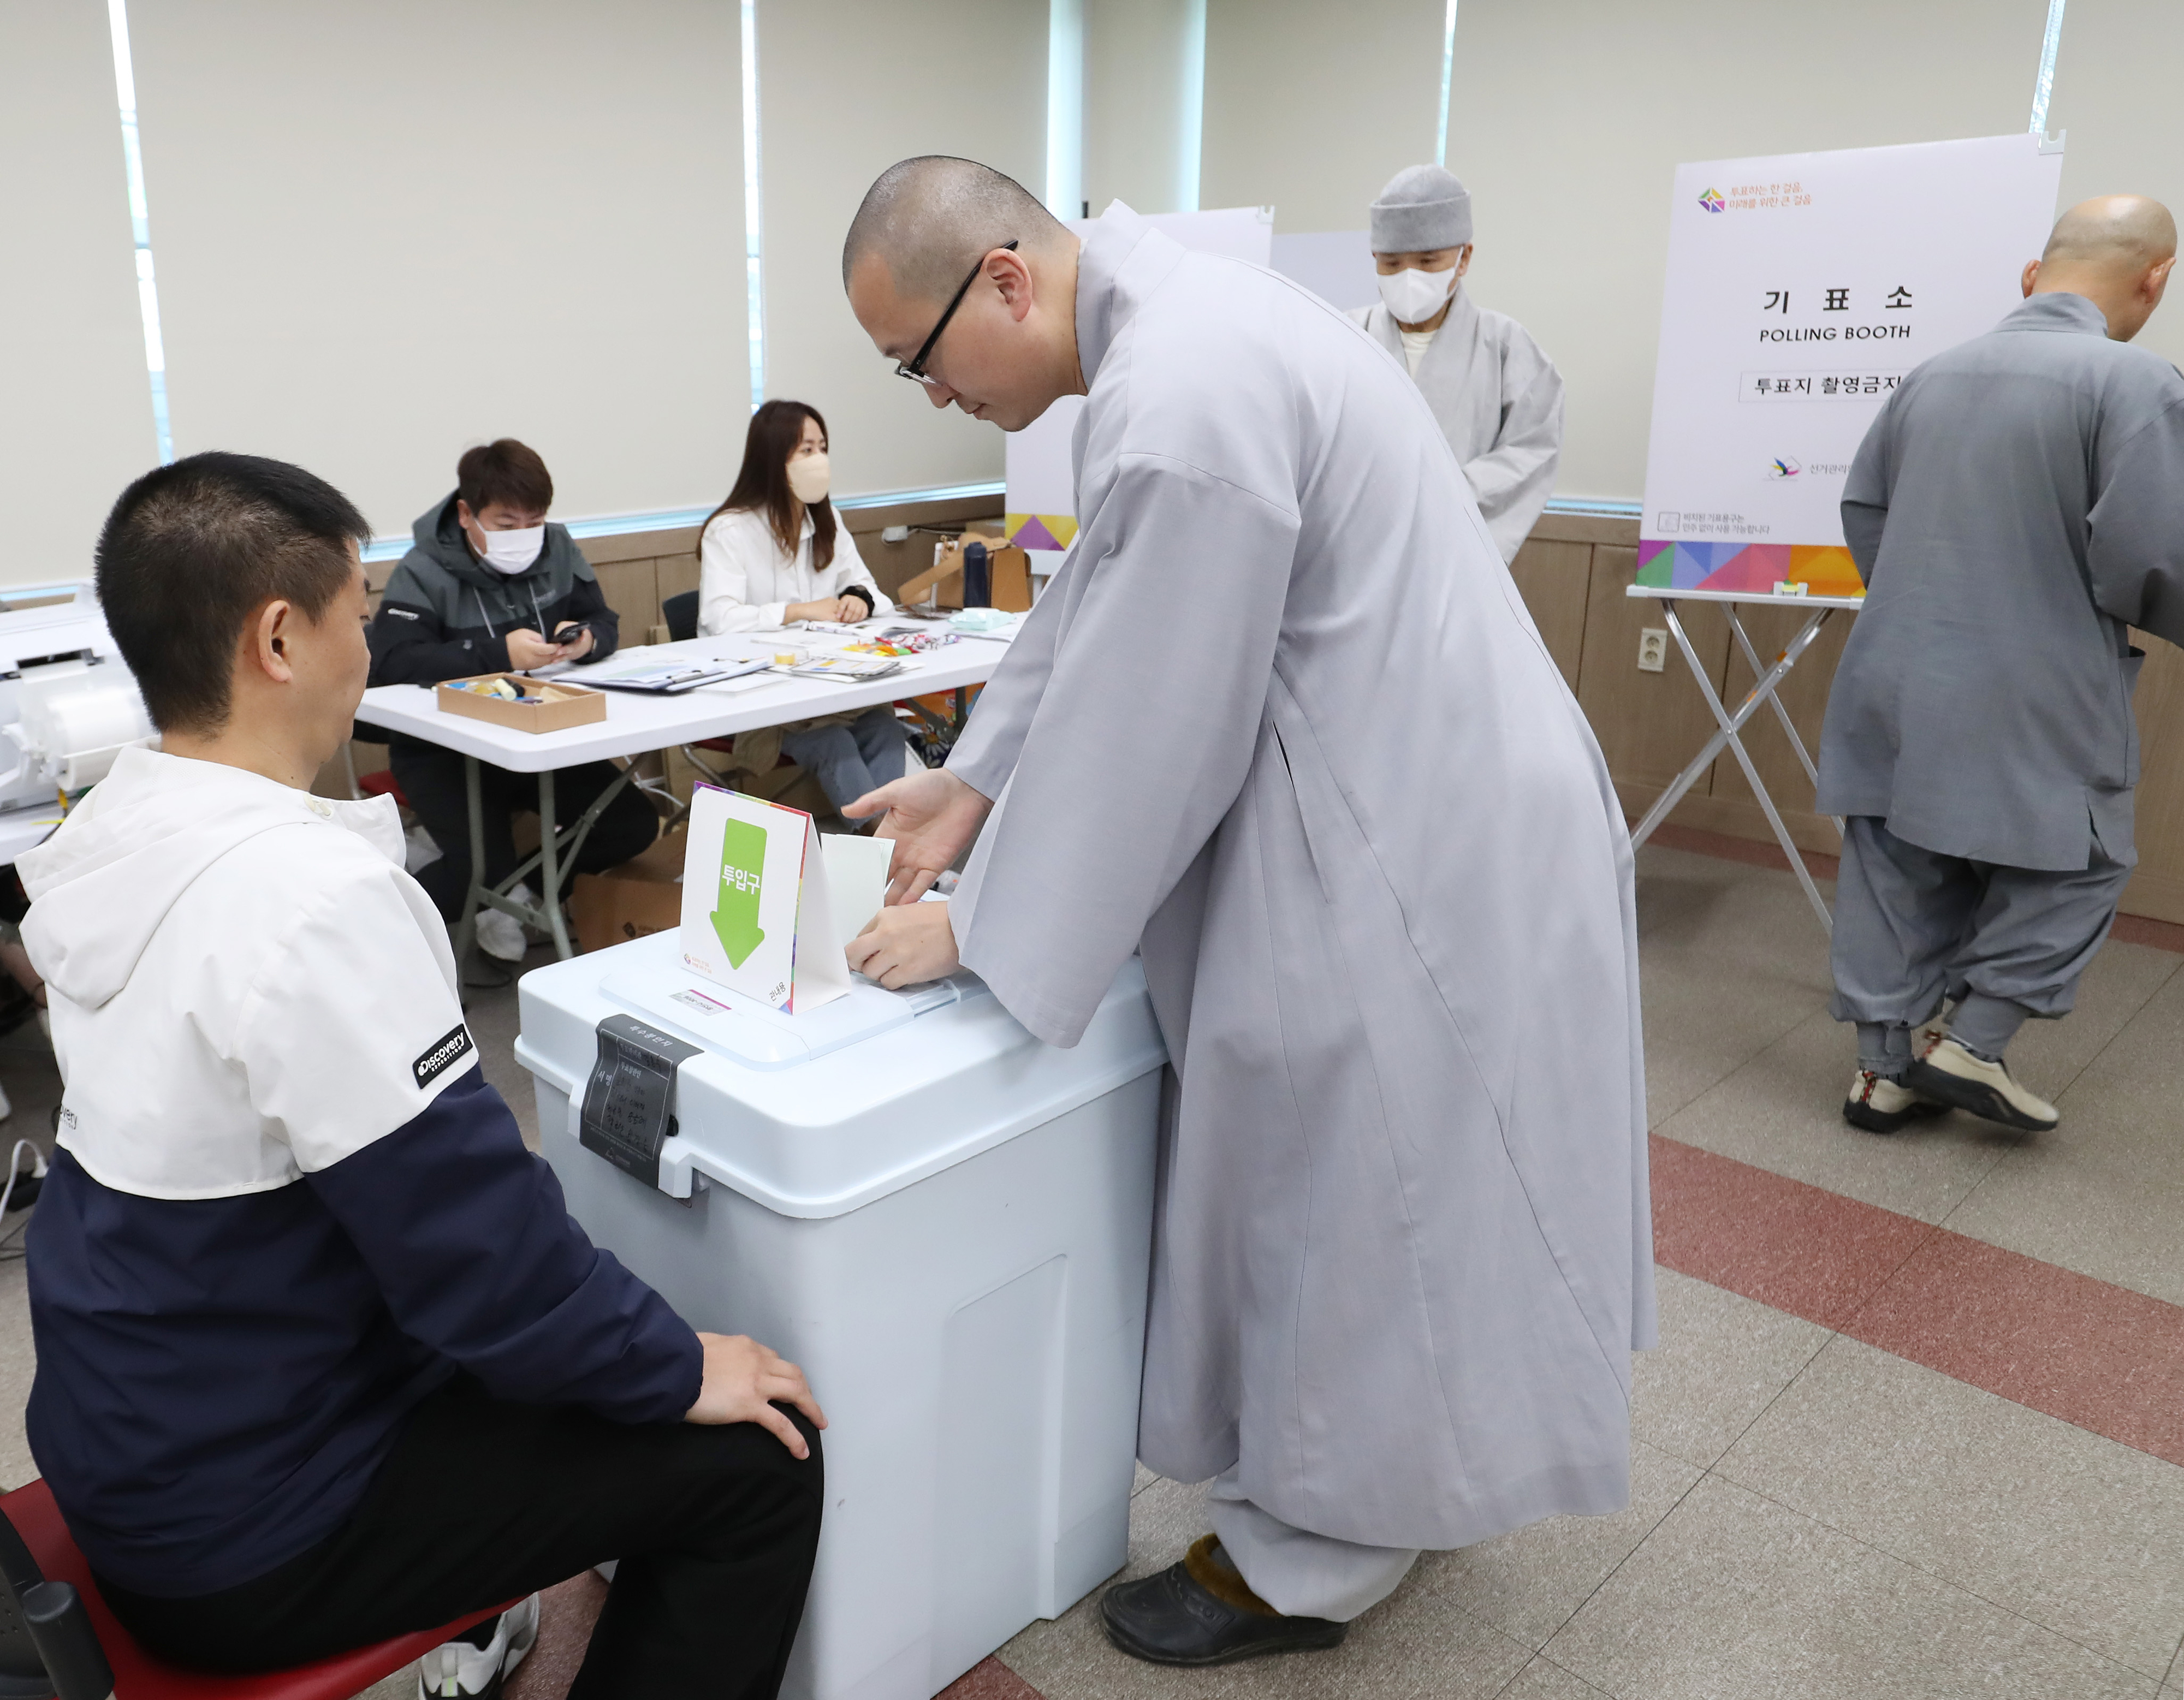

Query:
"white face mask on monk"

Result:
[[1375, 266, 1457, 325]]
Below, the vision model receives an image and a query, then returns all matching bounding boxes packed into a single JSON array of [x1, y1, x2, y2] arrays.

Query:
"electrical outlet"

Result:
[[1637, 628, 1668, 673]]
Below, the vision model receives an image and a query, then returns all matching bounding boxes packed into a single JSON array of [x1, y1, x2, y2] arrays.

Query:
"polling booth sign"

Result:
[[1638, 133, 2063, 595]]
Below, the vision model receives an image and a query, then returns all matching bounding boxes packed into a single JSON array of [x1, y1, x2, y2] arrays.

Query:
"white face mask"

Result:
[[786, 451, 831, 505], [475, 522, 545, 575], [1375, 265, 1457, 325]]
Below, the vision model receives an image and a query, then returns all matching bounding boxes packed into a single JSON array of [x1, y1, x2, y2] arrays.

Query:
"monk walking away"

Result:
[[1821, 195, 2184, 1137], [836, 156, 1653, 1661]]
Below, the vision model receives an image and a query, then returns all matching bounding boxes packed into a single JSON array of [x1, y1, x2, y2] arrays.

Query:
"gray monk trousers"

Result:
[[1831, 816, 2132, 1071]]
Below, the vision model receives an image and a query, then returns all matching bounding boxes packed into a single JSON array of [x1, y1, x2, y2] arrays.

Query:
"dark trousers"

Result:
[[98, 1378, 823, 1700], [778, 708, 911, 813], [391, 746, 660, 922]]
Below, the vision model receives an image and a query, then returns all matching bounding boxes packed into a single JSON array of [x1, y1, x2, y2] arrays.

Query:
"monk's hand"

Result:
[[846, 901, 960, 988], [842, 766, 992, 903], [683, 1332, 827, 1457]]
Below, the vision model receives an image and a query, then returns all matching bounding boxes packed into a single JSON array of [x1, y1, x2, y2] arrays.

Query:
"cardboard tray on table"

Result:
[[435, 672, 606, 734]]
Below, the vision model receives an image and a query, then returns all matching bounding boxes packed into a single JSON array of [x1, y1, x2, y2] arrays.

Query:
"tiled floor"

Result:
[[0, 840, 2177, 1699]]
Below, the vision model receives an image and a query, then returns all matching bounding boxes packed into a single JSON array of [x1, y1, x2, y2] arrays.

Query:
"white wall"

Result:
[[0, 1, 161, 580], [10, 0, 2179, 585], [1200, 0, 1442, 232], [129, 0, 749, 541], [1084, 0, 1205, 216], [758, 0, 1047, 500], [2048, 0, 2184, 377]]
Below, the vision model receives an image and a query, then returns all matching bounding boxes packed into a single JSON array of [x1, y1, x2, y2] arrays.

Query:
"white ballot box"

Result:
[[514, 931, 1166, 1700]]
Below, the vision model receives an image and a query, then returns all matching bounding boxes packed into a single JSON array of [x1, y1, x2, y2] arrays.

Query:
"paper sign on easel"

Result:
[[678, 786, 894, 1014]]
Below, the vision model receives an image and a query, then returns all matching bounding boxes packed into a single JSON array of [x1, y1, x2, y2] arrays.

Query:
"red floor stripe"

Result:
[[1845, 1232, 2184, 1466], [1648, 1134, 1928, 1329], [938, 1656, 1045, 1699], [1651, 1134, 2184, 1467]]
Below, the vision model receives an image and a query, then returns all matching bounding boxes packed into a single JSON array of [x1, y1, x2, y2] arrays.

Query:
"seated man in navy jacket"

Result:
[[368, 438, 659, 960], [19, 451, 824, 1700]]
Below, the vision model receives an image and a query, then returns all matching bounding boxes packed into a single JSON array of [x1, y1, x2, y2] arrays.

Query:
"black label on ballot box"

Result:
[[580, 1015, 702, 1190]]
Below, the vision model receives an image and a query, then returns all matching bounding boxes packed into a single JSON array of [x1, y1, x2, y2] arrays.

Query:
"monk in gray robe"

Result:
[[1345, 164, 1564, 563], [838, 156, 1653, 1661], [1819, 195, 2184, 1137]]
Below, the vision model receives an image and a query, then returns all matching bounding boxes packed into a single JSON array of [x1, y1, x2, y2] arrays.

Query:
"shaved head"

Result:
[[842, 156, 1070, 305], [2041, 195, 2177, 273], [2025, 195, 2179, 342]]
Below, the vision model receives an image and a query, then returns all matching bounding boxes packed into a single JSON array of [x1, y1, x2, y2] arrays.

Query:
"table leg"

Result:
[[1659, 607, 1835, 932], [1726, 608, 1845, 839], [452, 755, 486, 978], [536, 770, 575, 961], [1629, 602, 1830, 846], [952, 686, 969, 736]]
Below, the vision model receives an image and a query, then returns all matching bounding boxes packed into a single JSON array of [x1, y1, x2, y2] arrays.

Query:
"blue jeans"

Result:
[[777, 706, 910, 812]]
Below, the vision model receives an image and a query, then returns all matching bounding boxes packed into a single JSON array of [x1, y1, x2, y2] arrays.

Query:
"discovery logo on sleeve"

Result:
[[413, 1023, 476, 1090]]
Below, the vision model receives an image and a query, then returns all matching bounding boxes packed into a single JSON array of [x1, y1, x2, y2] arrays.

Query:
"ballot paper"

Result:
[[679, 787, 869, 1013], [822, 831, 892, 943]]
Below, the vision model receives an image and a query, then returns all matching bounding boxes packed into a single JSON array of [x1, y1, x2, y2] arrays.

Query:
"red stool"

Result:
[[355, 770, 411, 812], [0, 1479, 504, 1700]]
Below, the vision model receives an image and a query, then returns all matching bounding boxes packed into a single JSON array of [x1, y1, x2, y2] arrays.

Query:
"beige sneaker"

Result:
[[1842, 1069, 1944, 1135], [1907, 1037, 2058, 1132]]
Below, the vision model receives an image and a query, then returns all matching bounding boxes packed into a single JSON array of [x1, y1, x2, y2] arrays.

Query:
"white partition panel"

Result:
[[756, 0, 1047, 503], [128, 0, 747, 539], [1441, 0, 2052, 501], [0, 1, 161, 582]]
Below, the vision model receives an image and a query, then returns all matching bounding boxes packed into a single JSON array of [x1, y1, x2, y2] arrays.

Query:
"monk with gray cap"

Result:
[[1821, 195, 2184, 1136], [1346, 164, 1564, 562]]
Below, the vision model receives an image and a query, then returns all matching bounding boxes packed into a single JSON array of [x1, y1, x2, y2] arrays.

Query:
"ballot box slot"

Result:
[[580, 1014, 702, 1191]]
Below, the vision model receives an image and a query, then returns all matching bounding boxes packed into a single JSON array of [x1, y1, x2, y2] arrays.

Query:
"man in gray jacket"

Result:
[[367, 439, 657, 958], [1819, 195, 2184, 1136]]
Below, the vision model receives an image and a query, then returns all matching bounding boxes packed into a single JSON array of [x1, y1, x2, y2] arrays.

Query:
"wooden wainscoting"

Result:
[[1508, 512, 2184, 926]]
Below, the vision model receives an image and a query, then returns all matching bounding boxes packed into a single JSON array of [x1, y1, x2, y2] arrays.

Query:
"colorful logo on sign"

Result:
[[1699, 188, 1726, 214], [1765, 455, 1802, 480], [710, 817, 768, 968]]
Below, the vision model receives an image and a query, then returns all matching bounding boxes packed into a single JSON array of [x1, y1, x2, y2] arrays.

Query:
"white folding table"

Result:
[[355, 626, 1012, 966], [0, 809, 62, 868], [1624, 584, 1862, 930]]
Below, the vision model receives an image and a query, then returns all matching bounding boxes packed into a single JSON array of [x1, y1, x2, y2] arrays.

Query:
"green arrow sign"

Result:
[[710, 817, 768, 968]]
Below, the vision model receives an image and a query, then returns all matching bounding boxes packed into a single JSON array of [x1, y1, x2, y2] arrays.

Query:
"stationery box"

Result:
[[434, 673, 605, 733]]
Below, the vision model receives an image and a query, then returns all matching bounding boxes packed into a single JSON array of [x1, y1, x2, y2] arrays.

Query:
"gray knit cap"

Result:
[[1369, 164, 1473, 252]]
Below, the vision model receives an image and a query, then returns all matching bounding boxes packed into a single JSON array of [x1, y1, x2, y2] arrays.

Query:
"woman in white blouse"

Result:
[[697, 400, 911, 812]]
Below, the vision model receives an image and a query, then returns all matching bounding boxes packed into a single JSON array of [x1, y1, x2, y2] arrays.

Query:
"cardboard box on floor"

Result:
[[571, 824, 687, 953], [894, 535, 1032, 613]]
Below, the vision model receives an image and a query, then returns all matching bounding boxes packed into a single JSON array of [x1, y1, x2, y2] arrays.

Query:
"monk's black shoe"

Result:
[[1099, 1536, 1347, 1666]]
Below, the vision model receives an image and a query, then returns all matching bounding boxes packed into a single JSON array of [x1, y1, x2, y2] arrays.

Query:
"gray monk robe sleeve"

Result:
[[2087, 397, 2184, 648], [1461, 336, 1564, 564], [946, 455, 1298, 1048], [1839, 388, 1901, 585]]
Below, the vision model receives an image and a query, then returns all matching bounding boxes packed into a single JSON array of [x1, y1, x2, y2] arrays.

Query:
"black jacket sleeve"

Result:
[[556, 573, 622, 667], [370, 559, 510, 684]]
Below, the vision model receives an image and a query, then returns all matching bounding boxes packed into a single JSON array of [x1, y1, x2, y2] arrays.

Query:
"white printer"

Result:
[[516, 931, 1167, 1700], [0, 584, 154, 822]]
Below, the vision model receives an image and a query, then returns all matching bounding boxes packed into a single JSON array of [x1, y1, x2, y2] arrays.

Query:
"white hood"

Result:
[[19, 748, 404, 1012]]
